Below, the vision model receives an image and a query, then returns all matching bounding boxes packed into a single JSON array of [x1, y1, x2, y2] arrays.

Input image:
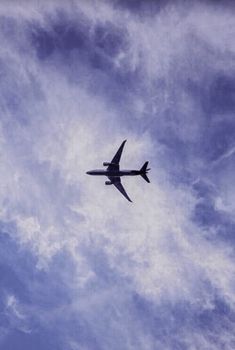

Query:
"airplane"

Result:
[[86, 140, 150, 202]]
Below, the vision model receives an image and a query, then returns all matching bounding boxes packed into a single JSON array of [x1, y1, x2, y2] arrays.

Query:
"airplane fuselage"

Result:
[[86, 169, 141, 177]]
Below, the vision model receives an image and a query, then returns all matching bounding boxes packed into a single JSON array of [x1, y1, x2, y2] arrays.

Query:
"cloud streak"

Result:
[[0, 1, 235, 349]]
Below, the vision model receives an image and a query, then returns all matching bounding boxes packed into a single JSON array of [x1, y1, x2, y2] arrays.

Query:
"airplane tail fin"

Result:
[[140, 161, 150, 183]]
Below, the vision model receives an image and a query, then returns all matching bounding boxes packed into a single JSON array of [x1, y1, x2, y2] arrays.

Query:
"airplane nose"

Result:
[[86, 171, 91, 175]]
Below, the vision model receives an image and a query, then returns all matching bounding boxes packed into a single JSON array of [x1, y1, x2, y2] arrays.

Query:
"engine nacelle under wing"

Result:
[[103, 162, 115, 166], [105, 181, 112, 185]]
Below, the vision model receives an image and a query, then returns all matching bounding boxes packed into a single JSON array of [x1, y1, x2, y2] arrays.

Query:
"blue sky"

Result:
[[0, 1, 235, 349]]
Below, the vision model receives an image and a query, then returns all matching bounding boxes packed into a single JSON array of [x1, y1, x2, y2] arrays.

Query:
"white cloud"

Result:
[[0, 0, 234, 302], [5, 294, 31, 333], [0, 1, 235, 349]]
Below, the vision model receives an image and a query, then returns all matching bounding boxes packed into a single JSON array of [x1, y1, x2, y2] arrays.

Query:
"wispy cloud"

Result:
[[0, 1, 235, 349], [5, 294, 31, 333]]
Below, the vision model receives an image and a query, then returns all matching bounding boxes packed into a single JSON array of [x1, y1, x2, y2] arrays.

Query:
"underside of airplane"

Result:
[[86, 140, 150, 202]]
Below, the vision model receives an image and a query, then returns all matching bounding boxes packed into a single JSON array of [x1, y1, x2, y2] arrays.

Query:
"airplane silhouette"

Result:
[[86, 140, 150, 202]]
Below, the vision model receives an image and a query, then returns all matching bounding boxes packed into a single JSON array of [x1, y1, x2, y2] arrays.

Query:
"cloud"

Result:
[[4, 294, 31, 334], [0, 1, 235, 349]]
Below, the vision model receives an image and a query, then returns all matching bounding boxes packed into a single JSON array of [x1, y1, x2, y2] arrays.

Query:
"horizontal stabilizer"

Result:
[[140, 161, 149, 173], [140, 161, 150, 183], [141, 173, 150, 183]]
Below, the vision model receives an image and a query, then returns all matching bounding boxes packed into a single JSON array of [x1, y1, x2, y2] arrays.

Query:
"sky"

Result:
[[0, 0, 235, 349]]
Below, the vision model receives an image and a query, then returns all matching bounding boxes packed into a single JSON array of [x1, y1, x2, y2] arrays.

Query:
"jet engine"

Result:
[[103, 162, 114, 166], [105, 181, 112, 185]]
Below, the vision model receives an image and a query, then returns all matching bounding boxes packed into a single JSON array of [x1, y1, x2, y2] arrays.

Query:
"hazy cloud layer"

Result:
[[0, 1, 235, 349]]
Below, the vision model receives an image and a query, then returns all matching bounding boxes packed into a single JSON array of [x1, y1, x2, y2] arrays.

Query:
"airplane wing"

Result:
[[107, 140, 127, 171], [109, 176, 132, 202]]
